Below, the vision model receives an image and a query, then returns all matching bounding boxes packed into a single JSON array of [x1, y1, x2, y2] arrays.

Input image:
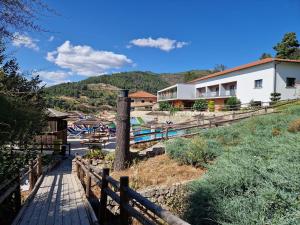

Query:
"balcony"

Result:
[[158, 92, 177, 100]]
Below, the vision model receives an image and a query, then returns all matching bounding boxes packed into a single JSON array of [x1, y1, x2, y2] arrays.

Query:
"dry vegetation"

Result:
[[111, 154, 205, 190]]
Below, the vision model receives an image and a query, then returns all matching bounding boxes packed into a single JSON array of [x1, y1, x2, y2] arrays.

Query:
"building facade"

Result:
[[157, 58, 300, 108], [129, 91, 157, 110]]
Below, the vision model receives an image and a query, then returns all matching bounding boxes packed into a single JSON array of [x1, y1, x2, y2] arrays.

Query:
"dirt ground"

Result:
[[111, 154, 205, 190]]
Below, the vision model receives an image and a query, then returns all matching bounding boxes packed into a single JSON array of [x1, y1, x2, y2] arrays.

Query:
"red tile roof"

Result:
[[188, 58, 300, 83], [129, 91, 157, 98]]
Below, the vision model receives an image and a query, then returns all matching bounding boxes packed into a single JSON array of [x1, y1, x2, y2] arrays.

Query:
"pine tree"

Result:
[[274, 32, 300, 59]]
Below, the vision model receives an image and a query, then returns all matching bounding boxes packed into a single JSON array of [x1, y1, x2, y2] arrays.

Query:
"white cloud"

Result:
[[12, 32, 39, 51], [129, 37, 188, 52], [35, 70, 71, 86], [46, 41, 132, 76], [48, 36, 55, 42]]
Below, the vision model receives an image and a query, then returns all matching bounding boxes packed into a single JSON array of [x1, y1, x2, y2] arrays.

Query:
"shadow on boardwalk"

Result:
[[15, 157, 92, 225]]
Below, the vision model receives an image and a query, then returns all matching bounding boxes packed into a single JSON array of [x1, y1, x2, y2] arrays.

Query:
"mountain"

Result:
[[44, 70, 212, 112]]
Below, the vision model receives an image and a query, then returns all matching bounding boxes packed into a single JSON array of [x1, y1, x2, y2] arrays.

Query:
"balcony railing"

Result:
[[196, 90, 236, 98], [158, 93, 177, 100]]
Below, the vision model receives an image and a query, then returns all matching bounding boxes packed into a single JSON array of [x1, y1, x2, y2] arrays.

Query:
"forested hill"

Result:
[[44, 70, 211, 112]]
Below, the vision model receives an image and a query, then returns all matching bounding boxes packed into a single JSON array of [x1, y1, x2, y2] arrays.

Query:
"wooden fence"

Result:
[[4, 143, 71, 155], [0, 154, 43, 225], [131, 99, 298, 144], [74, 155, 190, 225]]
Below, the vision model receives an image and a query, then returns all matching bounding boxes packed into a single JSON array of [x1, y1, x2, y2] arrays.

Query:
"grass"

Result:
[[166, 104, 300, 225], [111, 154, 204, 190]]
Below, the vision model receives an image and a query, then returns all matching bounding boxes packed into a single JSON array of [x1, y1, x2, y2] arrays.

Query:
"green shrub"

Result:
[[225, 97, 241, 111], [85, 148, 105, 159], [192, 99, 208, 111], [270, 92, 281, 103], [165, 136, 222, 167], [159, 101, 171, 111], [182, 105, 300, 225], [208, 100, 215, 112]]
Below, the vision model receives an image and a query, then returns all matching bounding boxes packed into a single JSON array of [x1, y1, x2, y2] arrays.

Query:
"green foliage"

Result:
[[225, 97, 241, 111], [182, 70, 212, 82], [273, 32, 300, 59], [85, 148, 105, 159], [0, 40, 46, 147], [192, 99, 208, 111], [212, 64, 227, 73], [180, 105, 300, 225], [270, 92, 281, 103], [159, 101, 171, 111], [165, 137, 222, 167], [208, 100, 215, 112], [260, 53, 272, 59]]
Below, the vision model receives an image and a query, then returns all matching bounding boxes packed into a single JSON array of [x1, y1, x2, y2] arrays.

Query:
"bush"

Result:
[[192, 99, 208, 111], [270, 92, 281, 103], [159, 101, 171, 111], [287, 118, 300, 132], [85, 148, 105, 159], [225, 97, 241, 111], [272, 127, 281, 136], [208, 100, 215, 112], [165, 136, 222, 167]]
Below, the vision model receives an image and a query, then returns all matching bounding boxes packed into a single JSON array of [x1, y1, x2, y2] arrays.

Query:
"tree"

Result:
[[159, 101, 171, 111], [273, 32, 300, 59], [213, 64, 227, 73], [0, 0, 53, 38], [0, 39, 46, 147], [260, 53, 272, 60]]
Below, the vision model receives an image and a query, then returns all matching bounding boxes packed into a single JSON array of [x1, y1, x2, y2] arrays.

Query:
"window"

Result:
[[141, 99, 145, 103], [286, 77, 296, 87], [254, 79, 263, 88]]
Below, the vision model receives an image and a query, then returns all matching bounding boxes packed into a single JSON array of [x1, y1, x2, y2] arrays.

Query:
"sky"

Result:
[[8, 0, 300, 86]]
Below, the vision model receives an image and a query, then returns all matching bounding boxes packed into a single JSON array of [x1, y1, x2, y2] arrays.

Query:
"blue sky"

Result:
[[9, 0, 300, 85]]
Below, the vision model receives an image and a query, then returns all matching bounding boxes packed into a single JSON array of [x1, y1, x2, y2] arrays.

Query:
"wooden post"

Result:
[[75, 154, 80, 178], [232, 111, 235, 120], [85, 159, 92, 198], [114, 90, 131, 171], [29, 160, 34, 191], [99, 168, 109, 225], [37, 154, 42, 177], [120, 176, 129, 225], [264, 106, 267, 113], [14, 172, 21, 212], [165, 127, 169, 140]]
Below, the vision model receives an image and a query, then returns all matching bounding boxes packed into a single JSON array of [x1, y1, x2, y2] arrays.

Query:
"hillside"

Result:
[[166, 102, 300, 224], [44, 70, 212, 112]]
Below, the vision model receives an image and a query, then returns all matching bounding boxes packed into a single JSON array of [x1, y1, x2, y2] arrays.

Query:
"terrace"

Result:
[[196, 81, 237, 99]]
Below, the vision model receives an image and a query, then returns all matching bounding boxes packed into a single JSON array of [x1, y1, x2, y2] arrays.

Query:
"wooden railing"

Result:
[[0, 154, 43, 225], [131, 99, 300, 144], [4, 143, 71, 155], [74, 155, 190, 225]]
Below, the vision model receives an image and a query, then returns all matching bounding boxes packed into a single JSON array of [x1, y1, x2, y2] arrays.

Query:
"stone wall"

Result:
[[139, 181, 191, 216], [107, 180, 191, 217]]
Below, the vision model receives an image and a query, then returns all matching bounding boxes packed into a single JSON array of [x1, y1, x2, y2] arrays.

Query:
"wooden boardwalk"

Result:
[[15, 159, 93, 225]]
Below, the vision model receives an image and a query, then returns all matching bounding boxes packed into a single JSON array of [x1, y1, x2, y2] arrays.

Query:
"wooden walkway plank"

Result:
[[16, 159, 92, 225]]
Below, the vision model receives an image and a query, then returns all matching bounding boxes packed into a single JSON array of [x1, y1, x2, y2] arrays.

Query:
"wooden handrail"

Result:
[[74, 157, 190, 225]]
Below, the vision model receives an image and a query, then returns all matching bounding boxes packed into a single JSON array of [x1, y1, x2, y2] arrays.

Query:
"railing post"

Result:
[[99, 168, 109, 225], [75, 154, 80, 178], [165, 127, 169, 140], [120, 176, 129, 225], [85, 159, 92, 198], [14, 172, 21, 212], [232, 111, 235, 120], [37, 154, 42, 177], [29, 160, 34, 191], [264, 106, 267, 113]]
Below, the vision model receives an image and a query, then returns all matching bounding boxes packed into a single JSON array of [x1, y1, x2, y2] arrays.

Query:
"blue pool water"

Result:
[[133, 129, 185, 143]]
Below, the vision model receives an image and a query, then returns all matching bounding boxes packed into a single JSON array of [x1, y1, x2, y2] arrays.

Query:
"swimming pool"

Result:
[[133, 129, 185, 143]]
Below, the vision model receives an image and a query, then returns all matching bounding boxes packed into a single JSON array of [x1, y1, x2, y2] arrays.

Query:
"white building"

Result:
[[157, 58, 300, 109]]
